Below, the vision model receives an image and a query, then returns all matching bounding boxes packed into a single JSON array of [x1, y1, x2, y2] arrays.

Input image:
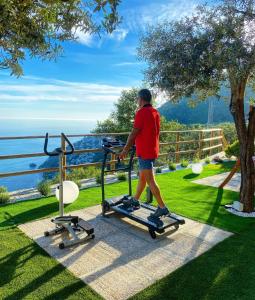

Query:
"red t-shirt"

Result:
[[133, 104, 160, 159]]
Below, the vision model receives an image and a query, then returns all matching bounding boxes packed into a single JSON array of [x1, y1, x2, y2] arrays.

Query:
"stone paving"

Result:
[[193, 172, 242, 192], [19, 205, 232, 300]]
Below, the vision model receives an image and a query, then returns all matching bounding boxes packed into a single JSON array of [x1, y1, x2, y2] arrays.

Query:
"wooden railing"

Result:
[[0, 128, 225, 180]]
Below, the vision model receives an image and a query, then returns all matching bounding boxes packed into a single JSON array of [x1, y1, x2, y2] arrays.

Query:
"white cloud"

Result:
[[73, 27, 128, 47], [109, 29, 128, 41], [73, 28, 94, 47], [123, 0, 199, 33], [0, 76, 128, 104], [114, 61, 142, 67]]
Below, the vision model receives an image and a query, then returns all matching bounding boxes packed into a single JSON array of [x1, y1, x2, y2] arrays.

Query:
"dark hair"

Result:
[[138, 89, 152, 103]]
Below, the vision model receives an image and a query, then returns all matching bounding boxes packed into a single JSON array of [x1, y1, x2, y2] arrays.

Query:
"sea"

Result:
[[0, 119, 95, 191]]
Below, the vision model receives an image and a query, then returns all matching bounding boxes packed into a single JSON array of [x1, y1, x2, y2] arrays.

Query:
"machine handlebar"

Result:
[[44, 133, 75, 157]]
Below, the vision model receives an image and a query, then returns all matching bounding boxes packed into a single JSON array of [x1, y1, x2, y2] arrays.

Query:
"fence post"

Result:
[[175, 132, 180, 163], [198, 131, 203, 159], [110, 153, 116, 171], [210, 130, 214, 156], [61, 134, 67, 181], [221, 129, 228, 150]]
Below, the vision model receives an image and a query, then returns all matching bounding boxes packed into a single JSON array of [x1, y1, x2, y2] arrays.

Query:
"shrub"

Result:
[[181, 160, 189, 168], [225, 140, 239, 158], [117, 173, 127, 181], [155, 167, 162, 173], [0, 192, 10, 204], [169, 162, 176, 170], [96, 175, 102, 185], [193, 158, 200, 163], [37, 181, 51, 197], [205, 156, 211, 164], [0, 186, 7, 193], [73, 180, 81, 189]]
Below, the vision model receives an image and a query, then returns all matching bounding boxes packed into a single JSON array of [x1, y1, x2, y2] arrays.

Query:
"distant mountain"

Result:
[[158, 86, 251, 124]]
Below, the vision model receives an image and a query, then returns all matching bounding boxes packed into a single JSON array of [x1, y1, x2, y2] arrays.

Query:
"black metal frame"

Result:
[[100, 138, 185, 238], [101, 138, 135, 214]]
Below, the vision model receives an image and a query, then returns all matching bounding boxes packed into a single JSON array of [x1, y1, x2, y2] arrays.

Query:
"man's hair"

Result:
[[138, 89, 152, 103]]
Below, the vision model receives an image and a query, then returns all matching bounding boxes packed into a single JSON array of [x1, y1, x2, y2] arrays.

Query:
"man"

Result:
[[119, 89, 169, 218]]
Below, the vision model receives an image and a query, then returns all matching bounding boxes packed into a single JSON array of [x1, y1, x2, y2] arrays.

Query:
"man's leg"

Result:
[[141, 169, 165, 208], [134, 171, 146, 200]]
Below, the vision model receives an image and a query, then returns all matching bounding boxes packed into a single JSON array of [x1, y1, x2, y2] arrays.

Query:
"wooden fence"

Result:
[[0, 128, 225, 180]]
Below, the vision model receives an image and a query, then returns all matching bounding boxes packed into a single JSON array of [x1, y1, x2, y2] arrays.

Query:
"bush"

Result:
[[169, 162, 176, 171], [225, 140, 239, 158], [96, 175, 102, 185], [181, 160, 189, 168], [205, 156, 211, 164], [73, 180, 81, 189], [37, 181, 51, 197], [0, 186, 7, 193], [117, 173, 127, 181], [0, 192, 10, 204], [155, 167, 162, 173], [193, 158, 200, 163]]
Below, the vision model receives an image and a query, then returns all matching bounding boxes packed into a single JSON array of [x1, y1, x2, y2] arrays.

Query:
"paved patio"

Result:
[[19, 205, 232, 300], [193, 172, 241, 192]]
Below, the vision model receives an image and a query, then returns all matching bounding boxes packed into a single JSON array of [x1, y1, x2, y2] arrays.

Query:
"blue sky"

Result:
[[0, 0, 202, 127]]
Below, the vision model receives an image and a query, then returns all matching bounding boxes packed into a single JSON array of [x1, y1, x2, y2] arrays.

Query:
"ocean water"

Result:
[[0, 119, 95, 191]]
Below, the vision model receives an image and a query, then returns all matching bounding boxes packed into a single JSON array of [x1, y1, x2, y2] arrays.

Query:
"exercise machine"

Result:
[[43, 133, 94, 249], [101, 137, 185, 239]]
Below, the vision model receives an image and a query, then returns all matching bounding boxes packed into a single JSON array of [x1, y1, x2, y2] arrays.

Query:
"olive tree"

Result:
[[139, 0, 255, 212], [0, 0, 121, 76]]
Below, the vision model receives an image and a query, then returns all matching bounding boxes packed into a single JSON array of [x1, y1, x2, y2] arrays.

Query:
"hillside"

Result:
[[158, 87, 251, 124]]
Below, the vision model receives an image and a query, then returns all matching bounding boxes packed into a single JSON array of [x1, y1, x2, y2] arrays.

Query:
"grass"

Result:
[[1, 162, 255, 299], [131, 225, 255, 300]]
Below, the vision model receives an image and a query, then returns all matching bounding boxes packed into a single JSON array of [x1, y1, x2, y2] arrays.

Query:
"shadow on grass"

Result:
[[0, 229, 97, 300], [183, 173, 200, 180], [0, 243, 37, 287], [131, 225, 255, 300], [0, 202, 58, 229]]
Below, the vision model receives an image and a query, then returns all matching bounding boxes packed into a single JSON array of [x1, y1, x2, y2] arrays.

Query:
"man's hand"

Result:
[[119, 149, 128, 160], [118, 127, 140, 160]]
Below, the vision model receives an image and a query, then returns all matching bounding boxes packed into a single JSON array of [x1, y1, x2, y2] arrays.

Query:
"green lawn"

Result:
[[1, 163, 255, 299]]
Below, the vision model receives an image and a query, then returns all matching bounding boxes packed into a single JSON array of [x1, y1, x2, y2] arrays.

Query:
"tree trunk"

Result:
[[230, 80, 255, 212]]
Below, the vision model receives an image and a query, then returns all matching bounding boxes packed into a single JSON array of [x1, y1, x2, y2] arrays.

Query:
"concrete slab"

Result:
[[19, 205, 232, 300], [193, 172, 243, 192]]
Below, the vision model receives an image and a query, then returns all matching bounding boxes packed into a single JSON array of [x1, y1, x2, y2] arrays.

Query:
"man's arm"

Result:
[[119, 127, 140, 159]]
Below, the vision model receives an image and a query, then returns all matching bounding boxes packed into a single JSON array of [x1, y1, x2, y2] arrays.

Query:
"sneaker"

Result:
[[149, 206, 169, 219], [123, 196, 140, 209]]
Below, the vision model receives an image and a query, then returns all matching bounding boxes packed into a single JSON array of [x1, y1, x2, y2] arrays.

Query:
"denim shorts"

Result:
[[138, 157, 155, 170]]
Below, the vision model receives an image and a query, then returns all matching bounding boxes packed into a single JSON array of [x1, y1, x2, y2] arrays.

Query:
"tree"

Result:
[[94, 88, 139, 133], [139, 0, 255, 212], [0, 0, 121, 76]]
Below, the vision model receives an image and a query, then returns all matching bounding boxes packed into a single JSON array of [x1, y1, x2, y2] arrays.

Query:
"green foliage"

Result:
[[117, 173, 127, 181], [73, 180, 81, 189], [0, 192, 10, 204], [217, 122, 237, 145], [37, 181, 51, 197], [225, 140, 240, 158], [155, 167, 162, 173], [96, 175, 102, 185], [205, 157, 211, 164], [51, 167, 100, 184], [1, 0, 121, 75], [168, 162, 176, 171], [0, 186, 7, 193], [94, 88, 139, 133], [193, 158, 200, 164], [139, 2, 255, 100], [181, 160, 189, 168]]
